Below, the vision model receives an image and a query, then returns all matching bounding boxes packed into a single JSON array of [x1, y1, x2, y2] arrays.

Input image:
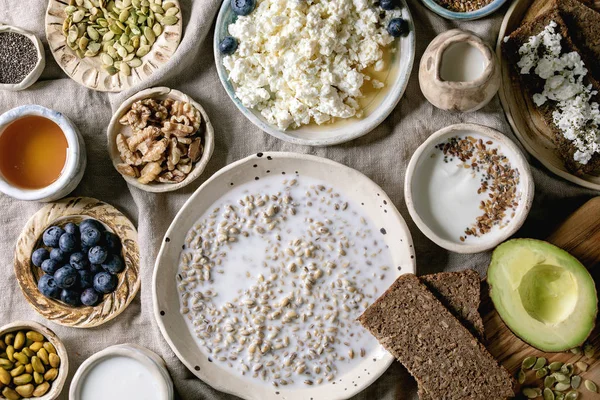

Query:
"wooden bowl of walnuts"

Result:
[[0, 320, 68, 400], [107, 87, 215, 193]]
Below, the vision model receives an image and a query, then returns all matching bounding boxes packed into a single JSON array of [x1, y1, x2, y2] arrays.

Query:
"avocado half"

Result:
[[488, 239, 598, 352]]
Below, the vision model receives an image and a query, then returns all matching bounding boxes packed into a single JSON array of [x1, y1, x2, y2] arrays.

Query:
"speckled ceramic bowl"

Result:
[[0, 25, 46, 92], [0, 105, 86, 202], [214, 2, 415, 146], [419, 0, 508, 20]]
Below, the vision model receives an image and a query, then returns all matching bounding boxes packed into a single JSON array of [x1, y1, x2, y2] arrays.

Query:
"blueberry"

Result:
[[54, 265, 78, 289], [60, 289, 81, 306], [219, 36, 238, 55], [387, 18, 408, 37], [32, 248, 50, 267], [79, 219, 104, 233], [103, 231, 122, 254], [41, 259, 61, 275], [81, 288, 101, 306], [81, 227, 102, 247], [88, 246, 108, 265], [93, 272, 118, 294], [59, 233, 78, 253], [380, 0, 399, 9], [102, 255, 124, 275], [231, 0, 256, 16], [70, 252, 89, 270], [50, 248, 68, 263], [38, 275, 60, 299], [42, 226, 64, 248], [64, 222, 79, 235], [78, 270, 95, 289], [89, 264, 103, 274]]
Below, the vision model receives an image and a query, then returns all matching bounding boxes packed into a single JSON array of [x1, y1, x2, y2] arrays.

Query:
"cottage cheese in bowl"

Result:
[[215, 0, 415, 145]]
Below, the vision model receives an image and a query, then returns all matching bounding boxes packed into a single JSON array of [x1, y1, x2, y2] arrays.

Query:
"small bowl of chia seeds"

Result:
[[419, 0, 509, 20], [0, 25, 45, 92]]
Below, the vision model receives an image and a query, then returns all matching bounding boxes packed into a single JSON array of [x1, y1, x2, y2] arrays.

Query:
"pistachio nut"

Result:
[[42, 342, 56, 355], [13, 373, 32, 385], [29, 342, 43, 352], [0, 368, 10, 385], [49, 353, 61, 368], [2, 387, 20, 400], [31, 356, 45, 374], [34, 370, 43, 385], [32, 382, 50, 397], [10, 365, 25, 377], [21, 348, 34, 358], [25, 332, 44, 343], [37, 348, 49, 365], [6, 346, 14, 362], [15, 384, 34, 398], [25, 363, 33, 374], [44, 368, 58, 382], [13, 352, 29, 365], [0, 358, 14, 370], [4, 334, 14, 347], [13, 332, 25, 350]]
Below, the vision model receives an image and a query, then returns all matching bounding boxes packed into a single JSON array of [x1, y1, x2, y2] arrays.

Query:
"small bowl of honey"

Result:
[[0, 105, 86, 202]]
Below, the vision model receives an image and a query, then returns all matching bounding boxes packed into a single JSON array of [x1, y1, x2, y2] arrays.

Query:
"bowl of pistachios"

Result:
[[0, 321, 68, 400], [44, 0, 183, 92]]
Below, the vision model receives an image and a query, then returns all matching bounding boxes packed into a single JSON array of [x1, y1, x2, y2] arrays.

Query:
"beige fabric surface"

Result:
[[0, 0, 597, 399]]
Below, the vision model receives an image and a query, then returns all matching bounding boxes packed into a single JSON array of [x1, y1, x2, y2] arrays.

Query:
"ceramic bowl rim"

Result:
[[0, 105, 82, 201], [0, 320, 69, 400], [0, 25, 46, 92], [106, 86, 215, 193], [404, 123, 534, 254], [419, 0, 509, 20], [213, 2, 416, 147]]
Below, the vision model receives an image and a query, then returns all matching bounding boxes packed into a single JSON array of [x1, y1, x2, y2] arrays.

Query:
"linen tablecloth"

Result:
[[0, 0, 596, 398]]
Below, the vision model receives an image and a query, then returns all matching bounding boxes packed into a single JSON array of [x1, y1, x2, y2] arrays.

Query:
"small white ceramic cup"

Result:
[[0, 25, 46, 92], [0, 105, 87, 202], [70, 344, 174, 400], [405, 123, 534, 254]]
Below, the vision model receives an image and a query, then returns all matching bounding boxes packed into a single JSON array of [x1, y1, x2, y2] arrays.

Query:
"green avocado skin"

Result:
[[488, 238, 598, 353]]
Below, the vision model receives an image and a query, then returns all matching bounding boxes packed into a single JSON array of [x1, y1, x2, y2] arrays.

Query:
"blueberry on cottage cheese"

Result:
[[81, 288, 101, 306], [38, 275, 60, 299], [103, 231, 122, 254], [78, 270, 95, 289], [88, 246, 108, 265], [81, 227, 102, 247], [387, 18, 408, 37], [43, 226, 64, 247], [219, 36, 238, 55], [41, 259, 61, 275], [31, 248, 50, 267], [50, 248, 68, 263], [80, 219, 104, 233], [102, 254, 125, 275], [59, 232, 78, 253], [64, 222, 79, 235], [380, 0, 399, 10], [60, 289, 81, 306], [93, 272, 118, 294], [231, 0, 256, 16], [54, 265, 78, 289], [70, 252, 90, 270]]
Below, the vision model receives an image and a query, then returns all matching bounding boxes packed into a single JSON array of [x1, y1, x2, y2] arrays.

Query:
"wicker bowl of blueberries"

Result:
[[14, 197, 140, 328]]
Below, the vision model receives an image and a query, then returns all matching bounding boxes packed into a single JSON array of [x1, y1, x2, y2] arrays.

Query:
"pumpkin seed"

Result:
[[533, 357, 547, 371], [561, 364, 574, 376], [543, 388, 555, 400], [553, 373, 571, 384], [162, 15, 178, 25], [10, 365, 25, 377], [33, 381, 50, 397], [2, 387, 19, 400], [545, 375, 557, 388], [120, 62, 131, 76], [523, 357, 537, 370], [585, 379, 598, 393], [163, 1, 176, 9], [570, 347, 581, 355], [571, 375, 581, 389], [565, 391, 578, 400], [549, 362, 564, 372], [553, 393, 564, 400], [555, 383, 571, 392], [13, 332, 25, 350], [103, 65, 118, 75], [13, 373, 32, 385], [136, 45, 150, 57], [73, 10, 86, 23], [583, 343, 595, 358], [575, 361, 588, 372], [165, 6, 178, 16], [152, 22, 162, 36], [518, 369, 526, 384], [15, 384, 34, 398], [537, 367, 549, 379], [128, 57, 142, 67], [523, 387, 543, 398]]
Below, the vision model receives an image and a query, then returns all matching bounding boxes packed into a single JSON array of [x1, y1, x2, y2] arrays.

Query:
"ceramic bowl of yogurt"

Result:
[[69, 344, 174, 400], [214, 0, 415, 146], [405, 123, 534, 254]]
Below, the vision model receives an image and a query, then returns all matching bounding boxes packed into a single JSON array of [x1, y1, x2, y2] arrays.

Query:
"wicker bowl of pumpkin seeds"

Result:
[[0, 321, 68, 400], [45, 0, 183, 92]]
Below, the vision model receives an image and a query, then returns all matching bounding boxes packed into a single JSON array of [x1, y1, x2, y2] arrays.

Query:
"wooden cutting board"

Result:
[[482, 197, 600, 397]]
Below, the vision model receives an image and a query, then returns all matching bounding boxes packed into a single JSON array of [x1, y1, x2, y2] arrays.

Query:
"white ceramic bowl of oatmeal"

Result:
[[152, 152, 416, 399], [405, 123, 534, 254], [214, 0, 415, 147]]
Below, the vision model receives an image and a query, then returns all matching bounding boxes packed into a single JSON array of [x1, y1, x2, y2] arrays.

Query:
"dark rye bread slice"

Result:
[[358, 274, 515, 400], [503, 7, 600, 175], [421, 269, 484, 340]]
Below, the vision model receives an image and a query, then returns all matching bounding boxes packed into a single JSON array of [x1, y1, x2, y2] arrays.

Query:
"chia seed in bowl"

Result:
[[0, 32, 39, 85]]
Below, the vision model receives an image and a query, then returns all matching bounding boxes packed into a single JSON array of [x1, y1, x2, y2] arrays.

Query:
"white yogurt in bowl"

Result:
[[70, 344, 174, 400], [405, 123, 534, 253]]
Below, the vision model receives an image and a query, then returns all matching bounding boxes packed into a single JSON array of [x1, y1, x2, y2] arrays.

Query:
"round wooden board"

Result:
[[496, 0, 600, 191], [45, 0, 182, 93], [14, 197, 140, 328]]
